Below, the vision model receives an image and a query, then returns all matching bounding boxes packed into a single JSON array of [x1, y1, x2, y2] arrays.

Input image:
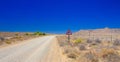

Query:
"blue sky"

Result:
[[0, 0, 120, 33]]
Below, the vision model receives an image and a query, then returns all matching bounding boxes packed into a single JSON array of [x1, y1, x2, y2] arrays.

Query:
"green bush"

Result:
[[34, 32, 40, 35], [42, 33, 46, 35], [34, 32, 46, 36], [25, 33, 29, 36], [73, 38, 83, 44]]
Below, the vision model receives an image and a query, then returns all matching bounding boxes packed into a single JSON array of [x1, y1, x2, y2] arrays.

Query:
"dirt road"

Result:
[[0, 36, 65, 62]]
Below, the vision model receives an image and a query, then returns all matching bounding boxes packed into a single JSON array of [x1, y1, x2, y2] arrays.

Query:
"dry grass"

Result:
[[5, 41, 12, 44], [0, 32, 41, 46], [74, 48, 120, 62], [57, 35, 120, 62]]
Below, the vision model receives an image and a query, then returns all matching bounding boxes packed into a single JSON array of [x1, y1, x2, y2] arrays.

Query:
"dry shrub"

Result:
[[0, 37, 5, 45], [87, 39, 93, 43], [58, 40, 68, 47], [76, 50, 99, 62], [101, 48, 116, 56], [84, 52, 99, 62], [5, 41, 11, 44], [15, 36, 22, 39], [95, 39, 101, 44], [89, 43, 98, 48], [101, 48, 120, 62], [76, 47, 120, 62], [63, 46, 72, 54], [63, 46, 78, 54], [67, 52, 78, 59], [102, 53, 120, 62], [91, 43, 97, 46], [88, 48, 118, 58], [0, 37, 5, 41], [113, 39, 120, 46], [63, 46, 79, 59], [56, 36, 69, 47], [57, 36, 120, 62], [0, 41, 3, 45], [78, 44, 86, 50]]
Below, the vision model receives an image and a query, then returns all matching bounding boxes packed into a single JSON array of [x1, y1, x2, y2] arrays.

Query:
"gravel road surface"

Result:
[[0, 36, 59, 62]]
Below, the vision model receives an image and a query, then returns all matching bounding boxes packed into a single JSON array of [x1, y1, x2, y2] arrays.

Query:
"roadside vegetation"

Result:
[[0, 32, 46, 46], [57, 36, 120, 62], [34, 32, 46, 36]]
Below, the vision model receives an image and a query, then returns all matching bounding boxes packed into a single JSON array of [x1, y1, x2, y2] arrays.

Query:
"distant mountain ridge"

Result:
[[74, 28, 120, 35], [73, 28, 120, 40]]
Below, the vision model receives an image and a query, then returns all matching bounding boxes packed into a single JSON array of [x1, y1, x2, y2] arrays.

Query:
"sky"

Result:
[[0, 0, 120, 33]]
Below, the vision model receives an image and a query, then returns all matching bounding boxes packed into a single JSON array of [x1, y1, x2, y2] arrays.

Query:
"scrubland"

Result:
[[57, 35, 120, 62], [0, 32, 46, 47]]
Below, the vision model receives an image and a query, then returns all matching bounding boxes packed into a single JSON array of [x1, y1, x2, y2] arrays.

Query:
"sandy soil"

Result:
[[41, 36, 68, 62], [0, 36, 66, 62]]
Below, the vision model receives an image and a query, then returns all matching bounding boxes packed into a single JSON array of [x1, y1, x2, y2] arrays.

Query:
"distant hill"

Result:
[[73, 28, 120, 40]]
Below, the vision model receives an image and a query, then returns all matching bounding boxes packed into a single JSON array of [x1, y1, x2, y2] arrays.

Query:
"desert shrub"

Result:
[[0, 37, 4, 45], [5, 41, 11, 44], [113, 39, 120, 46], [81, 48, 120, 62], [78, 44, 86, 50], [56, 36, 69, 47], [0, 41, 3, 45], [65, 48, 79, 59], [102, 52, 120, 62], [103, 53, 120, 62], [34, 32, 41, 35], [101, 48, 115, 56], [15, 36, 22, 39], [57, 39, 68, 47], [0, 37, 5, 41], [42, 33, 46, 35], [88, 43, 98, 48], [64, 48, 71, 54], [73, 38, 83, 44], [63, 46, 79, 59], [107, 41, 111, 44], [67, 52, 78, 59], [101, 48, 120, 62], [91, 43, 97, 46], [59, 41, 68, 47], [25, 33, 29, 36], [15, 33, 19, 36], [85, 52, 99, 62], [34, 32, 45, 36], [87, 39, 93, 43], [95, 39, 101, 43], [63, 46, 74, 54]]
